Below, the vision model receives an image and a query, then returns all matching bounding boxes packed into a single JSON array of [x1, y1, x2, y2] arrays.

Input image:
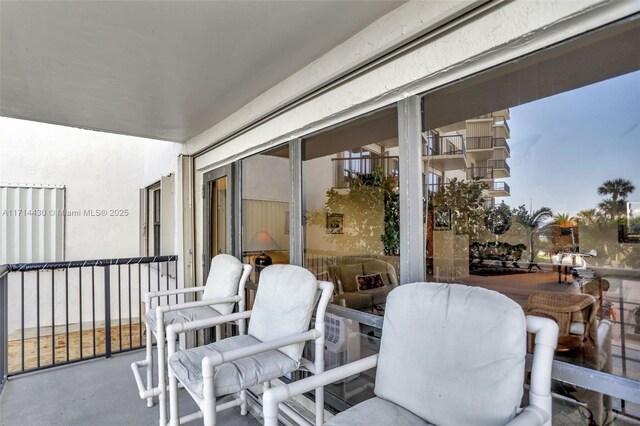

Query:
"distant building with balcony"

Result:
[[423, 109, 512, 207]]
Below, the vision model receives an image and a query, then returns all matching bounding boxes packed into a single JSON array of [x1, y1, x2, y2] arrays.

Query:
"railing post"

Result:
[[104, 265, 112, 359], [0, 268, 8, 393]]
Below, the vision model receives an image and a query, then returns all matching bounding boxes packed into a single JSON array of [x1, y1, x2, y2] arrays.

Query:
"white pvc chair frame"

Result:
[[166, 280, 334, 426], [130, 264, 252, 426], [263, 315, 559, 426]]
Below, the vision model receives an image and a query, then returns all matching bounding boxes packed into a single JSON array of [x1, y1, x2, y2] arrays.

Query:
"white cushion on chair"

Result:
[[201, 254, 243, 315], [145, 306, 221, 334], [326, 397, 431, 426], [374, 283, 526, 426], [248, 265, 318, 361], [569, 322, 585, 335], [167, 334, 299, 399]]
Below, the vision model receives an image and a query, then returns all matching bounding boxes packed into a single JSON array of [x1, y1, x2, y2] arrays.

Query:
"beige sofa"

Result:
[[328, 257, 398, 311]]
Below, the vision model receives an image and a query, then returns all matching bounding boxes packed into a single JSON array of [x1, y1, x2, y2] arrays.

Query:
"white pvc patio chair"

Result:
[[165, 264, 334, 426], [131, 254, 251, 425], [264, 283, 559, 426]]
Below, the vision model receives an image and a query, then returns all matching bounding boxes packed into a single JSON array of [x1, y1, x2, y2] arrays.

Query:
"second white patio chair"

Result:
[[131, 254, 251, 425], [165, 264, 334, 426], [264, 283, 559, 426]]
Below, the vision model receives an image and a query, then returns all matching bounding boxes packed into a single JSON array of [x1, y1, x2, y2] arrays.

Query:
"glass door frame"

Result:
[[203, 163, 238, 275]]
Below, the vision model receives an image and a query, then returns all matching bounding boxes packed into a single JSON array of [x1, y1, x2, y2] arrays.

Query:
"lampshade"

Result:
[[247, 230, 280, 252]]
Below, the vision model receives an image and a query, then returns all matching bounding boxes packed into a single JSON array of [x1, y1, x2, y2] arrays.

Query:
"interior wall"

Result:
[[242, 155, 290, 202]]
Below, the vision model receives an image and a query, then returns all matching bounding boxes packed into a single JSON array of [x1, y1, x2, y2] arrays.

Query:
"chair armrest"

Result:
[[166, 310, 252, 337], [147, 286, 206, 300], [597, 320, 612, 349], [263, 354, 378, 425], [525, 315, 558, 426], [202, 329, 323, 369], [157, 295, 242, 314], [505, 406, 549, 426]]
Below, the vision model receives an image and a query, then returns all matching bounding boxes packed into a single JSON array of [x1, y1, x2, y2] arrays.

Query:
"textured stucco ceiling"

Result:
[[1, 1, 404, 142]]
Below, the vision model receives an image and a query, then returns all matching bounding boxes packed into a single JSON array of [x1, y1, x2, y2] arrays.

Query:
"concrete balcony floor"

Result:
[[0, 349, 260, 426], [1, 335, 639, 425]]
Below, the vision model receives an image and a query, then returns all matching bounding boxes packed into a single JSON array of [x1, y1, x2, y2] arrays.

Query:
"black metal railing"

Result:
[[495, 116, 510, 133], [423, 135, 465, 157], [487, 159, 511, 174], [467, 166, 494, 180], [0, 255, 177, 380], [0, 265, 8, 392], [494, 137, 511, 154], [466, 136, 494, 150], [332, 156, 399, 189], [492, 181, 510, 194]]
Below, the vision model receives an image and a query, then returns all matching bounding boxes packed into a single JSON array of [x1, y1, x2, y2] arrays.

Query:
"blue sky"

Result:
[[506, 70, 640, 216]]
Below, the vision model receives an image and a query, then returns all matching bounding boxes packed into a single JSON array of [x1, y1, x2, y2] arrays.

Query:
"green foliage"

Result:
[[430, 178, 488, 236], [511, 205, 553, 262], [382, 186, 400, 256], [575, 209, 603, 226], [597, 178, 635, 220], [553, 213, 576, 227], [306, 167, 399, 255], [484, 202, 513, 235]]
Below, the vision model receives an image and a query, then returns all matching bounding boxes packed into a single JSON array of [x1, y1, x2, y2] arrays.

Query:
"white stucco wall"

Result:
[[0, 117, 182, 261], [0, 117, 182, 334]]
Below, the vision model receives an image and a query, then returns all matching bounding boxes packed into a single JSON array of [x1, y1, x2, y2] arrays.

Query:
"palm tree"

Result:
[[512, 205, 553, 266], [553, 213, 578, 251], [597, 178, 635, 219], [553, 213, 576, 228], [576, 209, 600, 225]]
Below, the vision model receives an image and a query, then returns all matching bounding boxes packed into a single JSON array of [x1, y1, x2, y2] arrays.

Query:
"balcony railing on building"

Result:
[[332, 156, 399, 189], [489, 181, 511, 196], [466, 136, 494, 151], [466, 136, 510, 154], [487, 159, 511, 178], [493, 116, 510, 134], [487, 159, 510, 174], [493, 137, 511, 155], [467, 166, 494, 180], [423, 135, 465, 157]]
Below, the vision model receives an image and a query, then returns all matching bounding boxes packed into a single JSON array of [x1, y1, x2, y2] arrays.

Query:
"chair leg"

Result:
[[203, 361, 217, 426], [240, 390, 247, 416], [203, 403, 217, 426], [168, 368, 180, 426], [315, 340, 324, 426], [146, 325, 154, 407], [157, 321, 167, 426], [167, 329, 180, 426], [215, 324, 222, 341]]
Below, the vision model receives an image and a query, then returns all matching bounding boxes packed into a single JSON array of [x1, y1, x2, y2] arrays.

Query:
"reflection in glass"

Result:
[[302, 106, 400, 316], [300, 107, 399, 408], [241, 145, 290, 283], [423, 20, 639, 424]]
